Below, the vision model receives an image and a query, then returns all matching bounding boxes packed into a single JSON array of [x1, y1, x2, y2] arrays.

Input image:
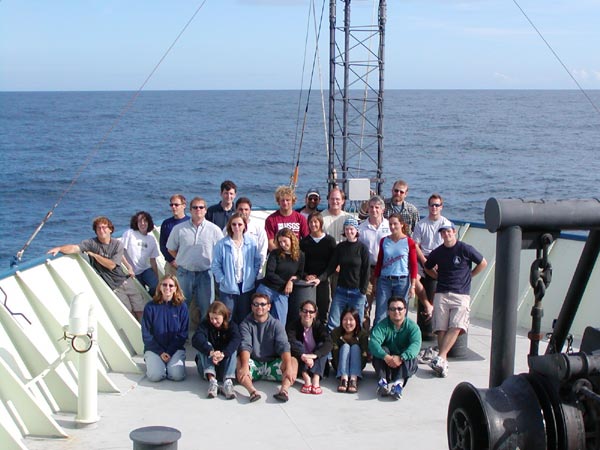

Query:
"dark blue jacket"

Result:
[[142, 301, 189, 356]]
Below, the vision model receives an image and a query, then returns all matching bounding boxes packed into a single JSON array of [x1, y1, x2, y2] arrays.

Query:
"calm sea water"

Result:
[[1, 90, 599, 266]]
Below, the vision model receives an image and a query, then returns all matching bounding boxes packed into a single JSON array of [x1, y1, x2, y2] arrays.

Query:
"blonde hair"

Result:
[[153, 275, 185, 306]]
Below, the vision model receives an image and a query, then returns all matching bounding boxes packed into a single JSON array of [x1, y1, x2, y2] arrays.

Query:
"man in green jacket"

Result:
[[369, 295, 421, 399]]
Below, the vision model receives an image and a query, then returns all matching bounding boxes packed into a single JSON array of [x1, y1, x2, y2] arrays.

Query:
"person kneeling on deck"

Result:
[[237, 292, 298, 403], [48, 216, 145, 321], [424, 223, 487, 378], [369, 296, 421, 400], [141, 275, 189, 382]]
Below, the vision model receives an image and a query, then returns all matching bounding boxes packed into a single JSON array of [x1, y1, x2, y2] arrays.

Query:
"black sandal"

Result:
[[338, 379, 348, 393], [273, 390, 289, 402], [249, 391, 261, 403], [347, 379, 358, 393]]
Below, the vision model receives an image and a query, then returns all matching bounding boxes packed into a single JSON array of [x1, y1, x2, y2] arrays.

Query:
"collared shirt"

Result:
[[358, 218, 390, 265], [166, 219, 223, 271], [383, 200, 420, 235]]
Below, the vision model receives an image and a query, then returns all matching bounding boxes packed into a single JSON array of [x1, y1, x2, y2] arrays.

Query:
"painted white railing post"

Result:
[[68, 292, 99, 425]]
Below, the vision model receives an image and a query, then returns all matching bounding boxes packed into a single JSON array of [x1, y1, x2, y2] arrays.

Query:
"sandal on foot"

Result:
[[273, 390, 289, 402], [338, 379, 348, 393], [312, 386, 323, 395], [249, 391, 261, 403], [347, 379, 358, 393], [300, 384, 312, 394]]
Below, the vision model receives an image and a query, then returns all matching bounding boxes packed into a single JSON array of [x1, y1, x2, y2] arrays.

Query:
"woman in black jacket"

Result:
[[287, 300, 333, 395], [192, 301, 241, 400]]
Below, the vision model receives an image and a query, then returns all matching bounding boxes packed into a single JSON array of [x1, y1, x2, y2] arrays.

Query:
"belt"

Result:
[[382, 275, 407, 280]]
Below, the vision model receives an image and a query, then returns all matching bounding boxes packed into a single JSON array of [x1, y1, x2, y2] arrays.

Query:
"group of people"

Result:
[[48, 178, 487, 401]]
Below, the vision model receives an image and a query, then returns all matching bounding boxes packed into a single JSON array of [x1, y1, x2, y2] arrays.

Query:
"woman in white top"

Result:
[[121, 211, 160, 296]]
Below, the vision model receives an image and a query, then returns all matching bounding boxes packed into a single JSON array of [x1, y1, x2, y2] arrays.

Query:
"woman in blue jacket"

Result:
[[141, 274, 189, 382], [211, 213, 262, 323]]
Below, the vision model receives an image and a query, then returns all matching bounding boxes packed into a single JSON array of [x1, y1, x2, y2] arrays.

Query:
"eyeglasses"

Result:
[[252, 302, 269, 307], [301, 309, 316, 315], [429, 203, 442, 208], [191, 205, 206, 210], [161, 283, 175, 288], [169, 203, 182, 207], [231, 223, 244, 227], [394, 189, 406, 194], [388, 306, 405, 312]]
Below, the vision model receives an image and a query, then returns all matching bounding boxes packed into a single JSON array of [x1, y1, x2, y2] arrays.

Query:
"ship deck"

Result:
[[23, 314, 540, 450]]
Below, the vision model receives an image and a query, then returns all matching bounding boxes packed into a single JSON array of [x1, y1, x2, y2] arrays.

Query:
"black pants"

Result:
[[372, 356, 418, 385]]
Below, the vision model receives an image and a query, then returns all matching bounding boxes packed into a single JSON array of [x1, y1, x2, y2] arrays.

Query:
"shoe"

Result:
[[376, 378, 390, 397], [222, 379, 236, 400], [249, 391, 261, 403], [301, 384, 312, 394], [207, 379, 218, 399], [390, 381, 403, 400], [347, 379, 358, 394], [418, 346, 439, 364], [338, 379, 348, 393], [430, 356, 449, 378], [273, 390, 289, 402]]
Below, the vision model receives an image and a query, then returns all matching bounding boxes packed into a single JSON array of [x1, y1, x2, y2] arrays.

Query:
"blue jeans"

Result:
[[374, 276, 409, 326], [328, 287, 366, 330], [336, 343, 362, 378], [144, 350, 186, 382], [177, 267, 214, 320], [220, 284, 254, 324], [136, 267, 158, 297], [256, 284, 289, 327], [196, 351, 237, 382]]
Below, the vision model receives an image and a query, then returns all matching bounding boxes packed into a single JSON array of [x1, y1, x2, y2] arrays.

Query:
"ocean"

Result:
[[1, 89, 598, 267]]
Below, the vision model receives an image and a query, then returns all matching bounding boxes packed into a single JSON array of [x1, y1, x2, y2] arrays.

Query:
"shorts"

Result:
[[248, 358, 284, 381], [432, 292, 470, 334], [114, 278, 146, 313]]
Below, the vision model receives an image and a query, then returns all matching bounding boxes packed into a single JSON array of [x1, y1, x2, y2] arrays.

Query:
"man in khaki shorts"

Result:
[[424, 223, 487, 377]]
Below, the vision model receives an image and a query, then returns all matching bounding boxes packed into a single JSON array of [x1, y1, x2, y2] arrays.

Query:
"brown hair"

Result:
[[388, 212, 409, 235], [276, 228, 300, 261], [225, 212, 247, 237], [207, 301, 231, 330], [130, 211, 155, 231], [92, 216, 114, 233], [307, 212, 324, 231], [153, 275, 185, 306]]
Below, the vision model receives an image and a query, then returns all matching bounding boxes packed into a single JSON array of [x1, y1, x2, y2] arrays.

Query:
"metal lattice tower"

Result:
[[328, 0, 386, 197]]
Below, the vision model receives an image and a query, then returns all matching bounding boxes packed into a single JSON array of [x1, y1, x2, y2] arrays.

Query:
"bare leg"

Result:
[[438, 328, 462, 360], [236, 359, 256, 395]]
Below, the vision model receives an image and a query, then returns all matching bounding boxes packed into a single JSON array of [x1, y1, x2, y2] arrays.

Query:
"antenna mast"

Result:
[[328, 0, 386, 197]]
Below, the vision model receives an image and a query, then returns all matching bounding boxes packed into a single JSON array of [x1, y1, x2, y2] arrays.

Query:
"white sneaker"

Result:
[[430, 356, 449, 378], [222, 379, 236, 400], [207, 379, 219, 398]]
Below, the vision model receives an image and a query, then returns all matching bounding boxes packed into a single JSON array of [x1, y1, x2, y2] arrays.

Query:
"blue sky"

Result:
[[1, 0, 599, 91]]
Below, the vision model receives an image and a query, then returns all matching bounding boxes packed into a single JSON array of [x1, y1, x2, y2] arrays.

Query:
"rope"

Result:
[[289, 0, 328, 190], [512, 0, 600, 116], [13, 0, 210, 264]]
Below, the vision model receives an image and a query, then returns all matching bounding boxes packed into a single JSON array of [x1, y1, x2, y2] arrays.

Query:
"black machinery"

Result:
[[447, 199, 600, 450]]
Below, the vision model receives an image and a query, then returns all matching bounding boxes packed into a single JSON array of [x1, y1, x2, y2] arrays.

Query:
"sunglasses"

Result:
[[169, 203, 182, 207], [429, 203, 442, 208], [191, 205, 206, 210], [301, 309, 316, 315], [252, 302, 269, 307], [161, 283, 175, 288], [388, 306, 405, 312], [394, 189, 406, 194]]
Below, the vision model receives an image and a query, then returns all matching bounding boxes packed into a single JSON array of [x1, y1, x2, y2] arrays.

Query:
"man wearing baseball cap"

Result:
[[296, 187, 322, 219], [424, 223, 487, 377]]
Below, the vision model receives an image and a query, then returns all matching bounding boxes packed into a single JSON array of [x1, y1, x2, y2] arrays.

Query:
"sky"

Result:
[[1, 0, 599, 91]]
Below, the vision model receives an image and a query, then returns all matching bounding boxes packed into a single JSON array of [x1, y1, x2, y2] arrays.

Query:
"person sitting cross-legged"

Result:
[[236, 292, 298, 403], [287, 300, 332, 395], [369, 296, 421, 400]]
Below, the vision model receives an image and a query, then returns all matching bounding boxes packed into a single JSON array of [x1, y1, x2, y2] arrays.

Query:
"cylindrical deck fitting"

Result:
[[130, 426, 181, 450]]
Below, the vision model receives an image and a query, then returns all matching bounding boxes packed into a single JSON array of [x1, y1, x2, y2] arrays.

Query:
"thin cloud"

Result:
[[492, 72, 515, 84]]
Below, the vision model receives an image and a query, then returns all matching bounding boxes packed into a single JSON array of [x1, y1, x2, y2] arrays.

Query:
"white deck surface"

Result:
[[24, 314, 537, 450]]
